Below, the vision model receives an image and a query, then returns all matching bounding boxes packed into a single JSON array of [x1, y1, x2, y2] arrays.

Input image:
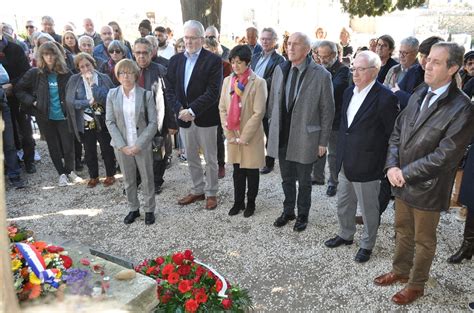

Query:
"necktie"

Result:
[[417, 91, 436, 122], [287, 67, 299, 111], [138, 68, 145, 88]]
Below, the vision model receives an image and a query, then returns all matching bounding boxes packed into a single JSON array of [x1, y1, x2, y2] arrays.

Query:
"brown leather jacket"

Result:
[[385, 80, 474, 211]]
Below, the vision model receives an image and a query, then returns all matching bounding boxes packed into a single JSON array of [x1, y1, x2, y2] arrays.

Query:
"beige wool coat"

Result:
[[219, 72, 267, 169]]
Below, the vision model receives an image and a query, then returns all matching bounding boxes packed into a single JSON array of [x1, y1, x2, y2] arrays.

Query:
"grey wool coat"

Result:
[[267, 58, 335, 164]]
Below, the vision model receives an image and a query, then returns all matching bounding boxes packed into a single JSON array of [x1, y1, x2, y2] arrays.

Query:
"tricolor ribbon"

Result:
[[16, 243, 59, 288], [194, 259, 228, 298]]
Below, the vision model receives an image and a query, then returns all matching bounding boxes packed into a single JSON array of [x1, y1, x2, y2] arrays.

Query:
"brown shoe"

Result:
[[205, 196, 218, 210], [374, 272, 409, 286], [218, 165, 225, 179], [178, 193, 205, 205], [392, 287, 424, 305], [87, 178, 99, 188], [103, 176, 116, 187]]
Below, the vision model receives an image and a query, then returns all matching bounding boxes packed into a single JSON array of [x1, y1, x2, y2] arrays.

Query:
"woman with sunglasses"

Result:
[[66, 52, 116, 188], [98, 40, 126, 86], [108, 21, 132, 56]]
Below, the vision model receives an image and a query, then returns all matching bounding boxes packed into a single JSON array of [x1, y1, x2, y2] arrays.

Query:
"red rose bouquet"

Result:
[[135, 250, 252, 312]]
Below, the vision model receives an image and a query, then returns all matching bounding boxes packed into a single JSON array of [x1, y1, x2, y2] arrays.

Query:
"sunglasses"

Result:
[[108, 49, 123, 54], [26, 25, 34, 29]]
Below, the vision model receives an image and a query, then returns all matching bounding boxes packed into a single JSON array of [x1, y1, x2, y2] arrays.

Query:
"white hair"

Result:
[[357, 50, 382, 69], [184, 20, 205, 37]]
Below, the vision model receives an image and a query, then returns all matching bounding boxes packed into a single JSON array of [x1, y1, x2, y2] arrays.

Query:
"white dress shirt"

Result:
[[122, 86, 137, 146], [347, 80, 377, 127], [425, 82, 451, 109], [157, 44, 176, 60]]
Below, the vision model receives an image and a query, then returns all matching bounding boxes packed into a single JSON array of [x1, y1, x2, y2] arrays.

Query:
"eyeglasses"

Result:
[[350, 66, 375, 73], [184, 36, 202, 41], [118, 72, 134, 76], [25, 25, 34, 29], [205, 35, 216, 40], [109, 49, 123, 54], [134, 51, 149, 56], [399, 50, 416, 57]]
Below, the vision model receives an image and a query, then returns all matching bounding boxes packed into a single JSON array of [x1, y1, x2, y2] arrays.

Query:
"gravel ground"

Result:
[[6, 140, 474, 311]]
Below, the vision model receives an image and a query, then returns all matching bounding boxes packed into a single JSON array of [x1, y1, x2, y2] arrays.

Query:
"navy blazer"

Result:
[[250, 50, 285, 107], [395, 63, 425, 111], [328, 60, 350, 130], [336, 81, 399, 182], [166, 48, 223, 128]]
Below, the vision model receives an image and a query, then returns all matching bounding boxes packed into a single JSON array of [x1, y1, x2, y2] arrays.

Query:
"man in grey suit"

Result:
[[267, 32, 335, 232]]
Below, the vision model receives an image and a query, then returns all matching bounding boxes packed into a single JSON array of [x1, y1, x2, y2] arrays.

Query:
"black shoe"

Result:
[[9, 176, 26, 189], [155, 185, 162, 195], [312, 180, 325, 185], [75, 163, 84, 172], [165, 156, 172, 169], [260, 166, 273, 174], [354, 248, 372, 263], [228, 205, 243, 216], [293, 215, 308, 232], [124, 211, 140, 224], [447, 239, 473, 264], [145, 212, 155, 225], [326, 185, 337, 197], [25, 162, 36, 174], [324, 235, 354, 248], [243, 202, 255, 218], [273, 212, 296, 227]]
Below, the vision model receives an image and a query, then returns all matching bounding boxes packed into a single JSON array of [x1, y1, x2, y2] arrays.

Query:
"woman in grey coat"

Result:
[[66, 52, 116, 188]]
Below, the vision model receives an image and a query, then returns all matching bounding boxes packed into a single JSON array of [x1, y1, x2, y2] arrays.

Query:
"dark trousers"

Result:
[[75, 137, 83, 165], [233, 164, 259, 207], [82, 129, 116, 178], [464, 209, 474, 240], [263, 116, 274, 168], [153, 158, 166, 187], [37, 119, 75, 175], [279, 147, 313, 217], [379, 176, 392, 215], [164, 134, 172, 159], [217, 124, 225, 167], [9, 99, 35, 165], [2, 103, 22, 178]]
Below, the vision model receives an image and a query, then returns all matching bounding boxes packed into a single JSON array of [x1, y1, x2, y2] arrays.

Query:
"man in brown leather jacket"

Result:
[[374, 42, 474, 305]]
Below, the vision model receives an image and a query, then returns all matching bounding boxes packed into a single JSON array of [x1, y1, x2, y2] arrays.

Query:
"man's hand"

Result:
[[387, 167, 406, 187], [168, 128, 178, 135], [318, 146, 327, 157], [178, 109, 194, 122], [121, 145, 141, 156], [2, 83, 13, 96]]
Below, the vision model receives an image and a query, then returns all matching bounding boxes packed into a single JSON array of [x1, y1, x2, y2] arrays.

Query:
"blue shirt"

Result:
[[48, 73, 65, 120], [184, 48, 202, 94]]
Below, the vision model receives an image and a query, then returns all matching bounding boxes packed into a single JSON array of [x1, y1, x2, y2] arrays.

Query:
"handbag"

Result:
[[143, 90, 165, 160]]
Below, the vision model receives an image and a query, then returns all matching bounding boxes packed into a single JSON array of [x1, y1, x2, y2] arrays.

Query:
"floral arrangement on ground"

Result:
[[135, 249, 253, 312]]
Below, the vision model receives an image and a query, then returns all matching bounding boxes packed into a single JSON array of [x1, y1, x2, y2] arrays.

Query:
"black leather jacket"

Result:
[[385, 80, 474, 211]]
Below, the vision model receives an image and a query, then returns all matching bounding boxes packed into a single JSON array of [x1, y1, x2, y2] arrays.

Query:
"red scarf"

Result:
[[227, 68, 251, 131]]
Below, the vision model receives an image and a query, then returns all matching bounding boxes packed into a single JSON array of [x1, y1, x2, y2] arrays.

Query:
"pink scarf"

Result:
[[227, 68, 251, 131]]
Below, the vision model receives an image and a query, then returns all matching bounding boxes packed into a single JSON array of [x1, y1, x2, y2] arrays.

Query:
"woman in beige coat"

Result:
[[219, 45, 267, 217]]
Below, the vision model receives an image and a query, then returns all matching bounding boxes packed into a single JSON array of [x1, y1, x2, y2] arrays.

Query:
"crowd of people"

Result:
[[1, 15, 474, 308]]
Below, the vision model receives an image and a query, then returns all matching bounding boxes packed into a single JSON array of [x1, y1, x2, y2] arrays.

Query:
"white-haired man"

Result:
[[324, 51, 399, 263]]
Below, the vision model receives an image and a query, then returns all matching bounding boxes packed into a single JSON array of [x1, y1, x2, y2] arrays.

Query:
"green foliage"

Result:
[[340, 0, 426, 17]]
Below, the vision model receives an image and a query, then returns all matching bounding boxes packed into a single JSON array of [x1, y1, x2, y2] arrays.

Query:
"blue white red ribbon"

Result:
[[16, 243, 59, 288]]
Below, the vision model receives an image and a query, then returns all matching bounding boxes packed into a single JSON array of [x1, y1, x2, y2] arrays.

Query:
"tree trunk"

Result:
[[180, 0, 222, 31]]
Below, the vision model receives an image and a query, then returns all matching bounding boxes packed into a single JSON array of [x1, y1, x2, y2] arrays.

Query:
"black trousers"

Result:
[[82, 129, 116, 178], [37, 119, 74, 175], [153, 158, 166, 187], [9, 99, 35, 165], [75, 137, 83, 165], [233, 164, 259, 208], [379, 176, 392, 215], [217, 124, 225, 167], [262, 116, 274, 168]]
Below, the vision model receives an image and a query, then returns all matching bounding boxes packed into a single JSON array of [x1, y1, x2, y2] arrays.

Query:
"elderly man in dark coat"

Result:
[[374, 42, 474, 305]]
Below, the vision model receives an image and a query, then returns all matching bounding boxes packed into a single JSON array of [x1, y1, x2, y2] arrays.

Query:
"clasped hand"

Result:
[[178, 109, 194, 122], [121, 145, 141, 156], [387, 167, 406, 187]]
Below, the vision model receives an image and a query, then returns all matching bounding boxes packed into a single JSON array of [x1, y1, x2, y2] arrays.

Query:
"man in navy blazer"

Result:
[[325, 51, 399, 263], [250, 27, 285, 174], [166, 20, 223, 210]]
